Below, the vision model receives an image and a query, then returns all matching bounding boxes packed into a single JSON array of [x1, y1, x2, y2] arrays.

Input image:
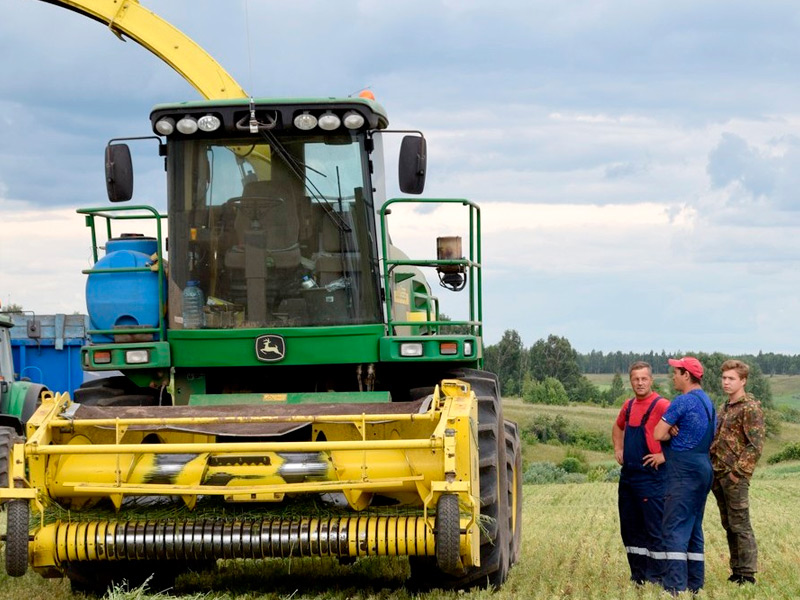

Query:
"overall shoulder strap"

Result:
[[688, 389, 713, 421], [640, 395, 662, 426], [623, 399, 634, 424]]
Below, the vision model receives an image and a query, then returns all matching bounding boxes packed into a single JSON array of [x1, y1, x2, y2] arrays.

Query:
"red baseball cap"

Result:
[[668, 356, 704, 379]]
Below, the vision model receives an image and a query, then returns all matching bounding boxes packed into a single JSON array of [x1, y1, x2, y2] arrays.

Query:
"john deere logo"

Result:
[[255, 335, 286, 362]]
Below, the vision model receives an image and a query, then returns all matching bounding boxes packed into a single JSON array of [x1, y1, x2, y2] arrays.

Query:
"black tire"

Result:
[[504, 419, 523, 567], [435, 493, 463, 576], [0, 426, 28, 577], [74, 376, 167, 407], [5, 501, 29, 577], [409, 368, 511, 590]]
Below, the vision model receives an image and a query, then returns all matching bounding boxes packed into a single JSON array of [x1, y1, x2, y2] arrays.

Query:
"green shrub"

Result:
[[764, 408, 782, 438], [571, 428, 613, 452], [523, 415, 612, 452], [525, 414, 572, 445], [523, 376, 569, 405], [778, 406, 800, 424], [524, 462, 568, 485], [523, 461, 591, 484], [767, 441, 800, 464], [559, 457, 584, 473], [604, 466, 621, 482]]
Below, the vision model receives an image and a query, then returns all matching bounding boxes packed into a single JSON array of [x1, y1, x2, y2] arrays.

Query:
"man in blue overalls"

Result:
[[654, 356, 716, 596], [612, 361, 670, 584]]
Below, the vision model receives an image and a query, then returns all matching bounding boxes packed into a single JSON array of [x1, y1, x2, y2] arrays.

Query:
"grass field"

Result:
[[2, 399, 799, 600], [764, 375, 800, 409]]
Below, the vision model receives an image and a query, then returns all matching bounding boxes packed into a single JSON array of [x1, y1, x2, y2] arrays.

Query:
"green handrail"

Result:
[[378, 198, 482, 340], [77, 205, 168, 342]]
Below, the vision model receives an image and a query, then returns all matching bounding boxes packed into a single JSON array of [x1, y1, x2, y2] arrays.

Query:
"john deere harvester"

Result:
[[1, 1, 521, 593]]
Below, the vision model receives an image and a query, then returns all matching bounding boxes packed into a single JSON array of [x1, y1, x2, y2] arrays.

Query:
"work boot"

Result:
[[728, 574, 756, 585]]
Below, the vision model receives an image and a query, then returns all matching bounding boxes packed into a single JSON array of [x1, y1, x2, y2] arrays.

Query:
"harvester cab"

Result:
[[84, 98, 482, 406], [1, 0, 522, 593]]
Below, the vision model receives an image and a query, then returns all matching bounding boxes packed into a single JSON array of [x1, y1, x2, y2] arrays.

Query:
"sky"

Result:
[[3, 1, 800, 354]]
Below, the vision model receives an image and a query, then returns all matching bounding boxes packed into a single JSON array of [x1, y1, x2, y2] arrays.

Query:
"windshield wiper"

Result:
[[256, 127, 351, 232]]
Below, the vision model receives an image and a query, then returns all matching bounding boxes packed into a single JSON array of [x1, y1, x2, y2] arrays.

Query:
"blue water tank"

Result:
[[86, 235, 163, 342]]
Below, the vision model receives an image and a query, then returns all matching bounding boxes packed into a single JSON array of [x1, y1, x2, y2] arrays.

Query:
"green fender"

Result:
[[0, 381, 47, 424]]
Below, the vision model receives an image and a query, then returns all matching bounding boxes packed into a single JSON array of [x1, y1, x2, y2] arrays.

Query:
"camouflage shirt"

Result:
[[710, 392, 765, 479]]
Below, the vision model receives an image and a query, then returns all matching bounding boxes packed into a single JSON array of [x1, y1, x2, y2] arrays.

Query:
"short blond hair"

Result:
[[721, 359, 749, 380]]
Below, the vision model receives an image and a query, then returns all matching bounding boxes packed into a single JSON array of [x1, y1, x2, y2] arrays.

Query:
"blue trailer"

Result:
[[9, 313, 88, 396]]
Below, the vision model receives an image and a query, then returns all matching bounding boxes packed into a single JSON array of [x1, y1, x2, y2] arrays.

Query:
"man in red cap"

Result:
[[654, 356, 716, 596]]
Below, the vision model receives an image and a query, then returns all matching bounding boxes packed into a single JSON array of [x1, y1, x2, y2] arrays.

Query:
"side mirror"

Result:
[[105, 143, 134, 202], [398, 135, 427, 195]]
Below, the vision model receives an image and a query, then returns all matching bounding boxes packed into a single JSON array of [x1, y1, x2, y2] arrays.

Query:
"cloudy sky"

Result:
[[3, 0, 800, 354]]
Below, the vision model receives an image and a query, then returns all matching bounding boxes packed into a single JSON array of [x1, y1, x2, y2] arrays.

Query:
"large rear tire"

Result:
[[0, 426, 29, 577], [409, 368, 511, 590], [504, 419, 523, 567]]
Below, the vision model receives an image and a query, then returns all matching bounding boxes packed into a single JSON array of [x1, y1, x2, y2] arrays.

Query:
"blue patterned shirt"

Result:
[[661, 389, 715, 452]]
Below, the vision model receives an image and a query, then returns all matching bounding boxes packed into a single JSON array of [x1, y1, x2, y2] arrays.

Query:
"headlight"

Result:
[[294, 112, 318, 130], [463, 340, 473, 356], [155, 117, 175, 135], [125, 350, 150, 364], [399, 342, 424, 357], [343, 111, 365, 129], [176, 116, 198, 134], [318, 112, 341, 131], [197, 114, 221, 132]]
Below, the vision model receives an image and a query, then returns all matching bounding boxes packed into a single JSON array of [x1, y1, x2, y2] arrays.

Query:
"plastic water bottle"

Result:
[[182, 280, 205, 328], [301, 275, 318, 289]]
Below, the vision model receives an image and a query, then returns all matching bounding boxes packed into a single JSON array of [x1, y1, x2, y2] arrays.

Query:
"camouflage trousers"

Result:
[[711, 474, 758, 576]]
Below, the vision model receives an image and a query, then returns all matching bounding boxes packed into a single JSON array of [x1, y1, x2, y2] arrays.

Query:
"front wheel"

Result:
[[0, 426, 28, 577], [409, 369, 511, 590]]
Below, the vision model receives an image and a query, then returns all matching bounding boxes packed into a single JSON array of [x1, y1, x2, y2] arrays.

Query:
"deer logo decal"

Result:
[[255, 334, 286, 362]]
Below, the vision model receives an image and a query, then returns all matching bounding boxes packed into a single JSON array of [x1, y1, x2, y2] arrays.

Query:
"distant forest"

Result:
[[483, 330, 780, 407], [578, 349, 800, 376]]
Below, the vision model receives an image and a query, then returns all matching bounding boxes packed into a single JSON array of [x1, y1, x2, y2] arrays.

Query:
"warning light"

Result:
[[358, 89, 375, 100]]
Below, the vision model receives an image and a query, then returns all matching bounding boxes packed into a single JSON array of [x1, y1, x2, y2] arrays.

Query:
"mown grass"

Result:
[[765, 374, 800, 409], [2, 400, 799, 599], [4, 476, 799, 600]]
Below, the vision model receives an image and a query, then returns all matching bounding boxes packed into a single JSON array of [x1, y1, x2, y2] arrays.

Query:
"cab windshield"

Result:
[[166, 133, 382, 329]]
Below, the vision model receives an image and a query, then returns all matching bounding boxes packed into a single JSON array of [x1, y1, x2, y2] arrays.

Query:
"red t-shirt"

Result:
[[615, 392, 671, 455]]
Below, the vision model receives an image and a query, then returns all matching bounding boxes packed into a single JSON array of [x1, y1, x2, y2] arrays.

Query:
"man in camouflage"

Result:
[[709, 359, 765, 585]]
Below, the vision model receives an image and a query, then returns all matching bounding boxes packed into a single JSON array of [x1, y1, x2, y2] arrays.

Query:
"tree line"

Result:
[[484, 330, 774, 409], [580, 348, 800, 377]]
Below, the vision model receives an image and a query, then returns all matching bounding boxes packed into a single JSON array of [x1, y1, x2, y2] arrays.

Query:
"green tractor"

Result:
[[0, 312, 48, 434], [1, 22, 521, 593]]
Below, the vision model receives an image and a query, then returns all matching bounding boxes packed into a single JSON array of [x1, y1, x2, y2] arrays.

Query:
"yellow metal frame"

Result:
[[3, 382, 481, 574]]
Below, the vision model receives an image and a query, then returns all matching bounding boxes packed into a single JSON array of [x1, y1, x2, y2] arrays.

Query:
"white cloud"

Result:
[[5, 0, 800, 354]]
